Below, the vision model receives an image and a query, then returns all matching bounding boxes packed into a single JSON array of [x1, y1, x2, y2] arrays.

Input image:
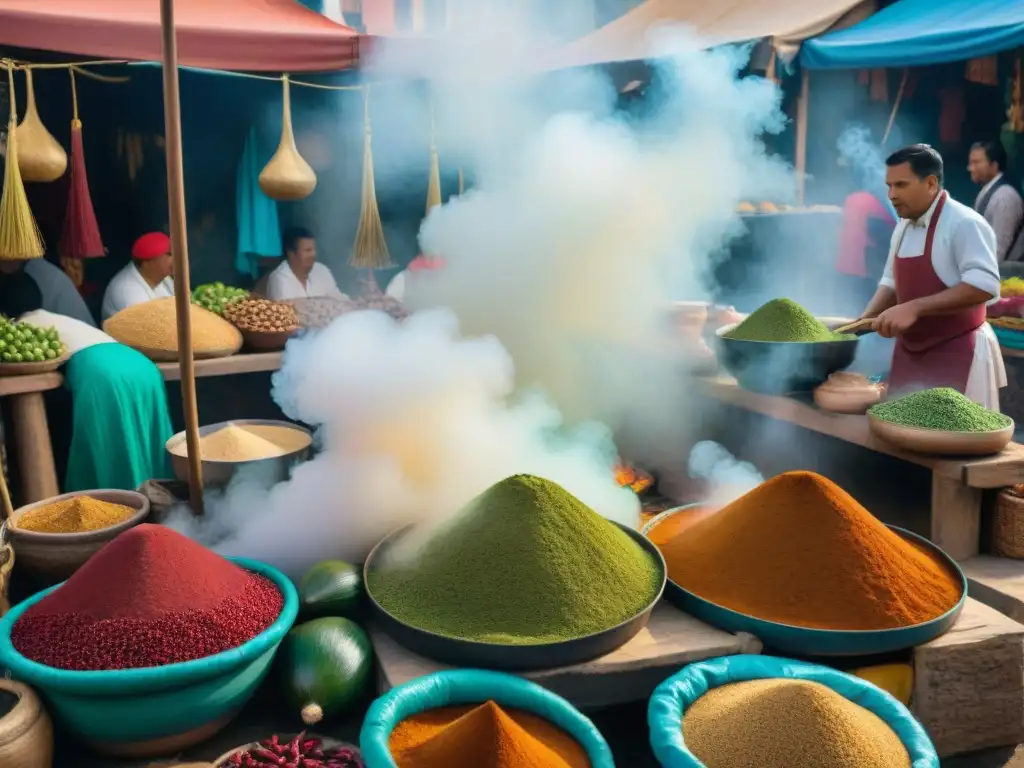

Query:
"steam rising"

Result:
[[687, 440, 764, 509], [169, 22, 795, 577], [837, 123, 897, 218]]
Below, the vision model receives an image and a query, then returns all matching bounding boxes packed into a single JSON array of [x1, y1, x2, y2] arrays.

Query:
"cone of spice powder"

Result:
[[656, 471, 961, 630], [388, 700, 591, 768], [10, 524, 283, 670]]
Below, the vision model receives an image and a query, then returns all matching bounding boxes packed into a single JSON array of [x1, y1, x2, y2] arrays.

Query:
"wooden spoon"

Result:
[[833, 318, 875, 335]]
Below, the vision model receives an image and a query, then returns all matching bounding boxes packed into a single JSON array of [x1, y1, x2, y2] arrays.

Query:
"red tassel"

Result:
[[60, 121, 104, 262]]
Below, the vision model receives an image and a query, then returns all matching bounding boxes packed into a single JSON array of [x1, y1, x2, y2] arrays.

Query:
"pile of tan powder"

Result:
[[683, 678, 911, 768], [103, 297, 242, 359], [170, 423, 311, 462]]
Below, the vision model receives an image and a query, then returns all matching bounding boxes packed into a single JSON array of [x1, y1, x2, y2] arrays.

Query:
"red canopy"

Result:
[[0, 0, 362, 71]]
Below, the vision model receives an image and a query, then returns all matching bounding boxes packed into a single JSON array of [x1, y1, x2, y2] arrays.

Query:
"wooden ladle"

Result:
[[833, 318, 876, 335]]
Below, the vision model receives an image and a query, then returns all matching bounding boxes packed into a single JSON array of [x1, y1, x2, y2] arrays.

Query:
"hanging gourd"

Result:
[[425, 103, 442, 214], [60, 68, 105, 287], [259, 75, 317, 201], [0, 63, 44, 261], [16, 68, 67, 183], [349, 86, 392, 269]]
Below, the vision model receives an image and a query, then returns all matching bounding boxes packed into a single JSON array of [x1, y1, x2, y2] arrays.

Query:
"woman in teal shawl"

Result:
[[0, 271, 172, 491]]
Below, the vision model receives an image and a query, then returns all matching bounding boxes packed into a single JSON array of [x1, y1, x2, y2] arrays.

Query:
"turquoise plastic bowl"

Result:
[[649, 524, 966, 656], [0, 557, 298, 749]]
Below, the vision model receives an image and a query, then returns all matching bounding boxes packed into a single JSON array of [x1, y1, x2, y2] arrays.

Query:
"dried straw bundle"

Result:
[[349, 87, 391, 269], [426, 106, 442, 213], [60, 69, 105, 287], [0, 64, 44, 261]]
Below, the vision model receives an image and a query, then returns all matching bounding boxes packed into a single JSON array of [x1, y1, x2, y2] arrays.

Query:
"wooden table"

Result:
[[156, 352, 283, 381], [696, 376, 1024, 561], [0, 372, 63, 504]]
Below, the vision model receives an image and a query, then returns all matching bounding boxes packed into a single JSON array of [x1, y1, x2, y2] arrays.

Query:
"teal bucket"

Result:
[[648, 655, 939, 767], [0, 557, 298, 747], [360, 669, 615, 768]]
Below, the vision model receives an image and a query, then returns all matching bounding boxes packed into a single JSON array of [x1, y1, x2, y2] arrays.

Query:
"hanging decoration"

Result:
[[458, 167, 464, 196], [0, 64, 44, 260], [16, 68, 67, 183], [259, 75, 317, 201], [425, 103, 442, 214], [60, 68, 105, 287], [1010, 53, 1024, 134], [966, 56, 999, 87], [349, 86, 392, 269]]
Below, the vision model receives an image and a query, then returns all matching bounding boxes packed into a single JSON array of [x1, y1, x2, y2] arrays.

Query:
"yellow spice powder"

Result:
[[17, 496, 136, 534], [683, 678, 911, 768]]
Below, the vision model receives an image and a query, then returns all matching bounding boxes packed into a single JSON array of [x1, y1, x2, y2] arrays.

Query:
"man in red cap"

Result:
[[101, 232, 175, 321]]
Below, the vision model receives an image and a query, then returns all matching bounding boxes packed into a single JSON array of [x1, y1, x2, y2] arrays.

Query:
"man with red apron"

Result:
[[860, 145, 1005, 407]]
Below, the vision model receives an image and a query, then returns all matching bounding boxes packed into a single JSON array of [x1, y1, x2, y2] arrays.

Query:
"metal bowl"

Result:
[[715, 318, 859, 395], [867, 414, 1014, 456], [165, 419, 313, 488], [364, 522, 667, 671], [658, 525, 966, 656]]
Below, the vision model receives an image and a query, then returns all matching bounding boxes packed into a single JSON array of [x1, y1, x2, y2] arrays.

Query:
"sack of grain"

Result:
[[103, 297, 243, 362]]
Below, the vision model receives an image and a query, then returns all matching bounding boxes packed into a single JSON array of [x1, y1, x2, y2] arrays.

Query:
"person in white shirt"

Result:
[[860, 144, 1005, 409], [101, 232, 175, 320], [384, 254, 446, 302], [968, 140, 1024, 261], [265, 227, 343, 301]]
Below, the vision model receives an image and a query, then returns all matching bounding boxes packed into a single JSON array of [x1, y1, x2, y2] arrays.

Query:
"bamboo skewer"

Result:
[[882, 69, 909, 146], [159, 0, 204, 515], [795, 69, 810, 207]]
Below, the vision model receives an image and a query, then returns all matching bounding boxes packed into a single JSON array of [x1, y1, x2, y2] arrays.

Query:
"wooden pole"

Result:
[[882, 69, 909, 146], [159, 0, 205, 514], [795, 68, 810, 207]]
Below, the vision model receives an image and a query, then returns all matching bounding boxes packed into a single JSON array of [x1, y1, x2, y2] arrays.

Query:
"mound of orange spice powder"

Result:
[[388, 700, 591, 768], [657, 471, 961, 630]]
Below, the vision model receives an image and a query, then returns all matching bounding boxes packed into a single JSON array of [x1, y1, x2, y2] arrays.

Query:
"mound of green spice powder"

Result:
[[869, 387, 1012, 432], [367, 474, 662, 645], [724, 298, 853, 342]]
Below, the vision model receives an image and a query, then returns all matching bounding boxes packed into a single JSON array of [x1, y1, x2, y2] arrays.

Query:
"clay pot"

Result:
[[0, 680, 54, 768], [813, 372, 884, 414], [16, 69, 67, 183], [258, 76, 317, 201]]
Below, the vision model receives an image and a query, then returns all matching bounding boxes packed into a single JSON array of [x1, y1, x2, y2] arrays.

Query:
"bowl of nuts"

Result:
[[223, 298, 301, 351]]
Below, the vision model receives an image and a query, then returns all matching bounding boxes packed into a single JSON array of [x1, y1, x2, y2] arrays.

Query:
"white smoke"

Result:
[[687, 440, 763, 509], [837, 123, 897, 218]]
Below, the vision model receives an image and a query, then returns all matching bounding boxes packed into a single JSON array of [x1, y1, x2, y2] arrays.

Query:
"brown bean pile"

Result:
[[354, 293, 408, 320], [224, 298, 301, 334], [283, 296, 358, 329]]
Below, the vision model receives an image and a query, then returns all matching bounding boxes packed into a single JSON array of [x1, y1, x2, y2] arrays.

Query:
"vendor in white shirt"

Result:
[[101, 232, 175, 320], [265, 227, 343, 301], [860, 144, 1005, 409]]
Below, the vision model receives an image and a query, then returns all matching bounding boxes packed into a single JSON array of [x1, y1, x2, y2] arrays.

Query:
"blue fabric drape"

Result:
[[802, 0, 1024, 70], [235, 126, 282, 279]]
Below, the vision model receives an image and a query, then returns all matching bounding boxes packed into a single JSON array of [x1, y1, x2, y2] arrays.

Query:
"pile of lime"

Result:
[[191, 282, 249, 315], [0, 318, 65, 364]]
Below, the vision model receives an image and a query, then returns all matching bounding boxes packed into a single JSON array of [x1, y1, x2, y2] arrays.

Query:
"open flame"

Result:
[[615, 461, 653, 495]]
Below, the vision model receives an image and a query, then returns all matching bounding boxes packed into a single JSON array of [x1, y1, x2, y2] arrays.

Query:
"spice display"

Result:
[[869, 388, 1011, 433], [278, 617, 373, 725], [222, 733, 362, 768], [657, 471, 961, 630], [389, 701, 591, 768], [0, 316, 65, 363], [10, 524, 283, 670], [192, 282, 249, 315], [284, 297, 357, 329], [1001, 277, 1024, 297], [723, 299, 852, 343], [103, 297, 242, 356], [223, 298, 301, 334], [299, 560, 363, 619], [15, 495, 135, 534], [645, 506, 718, 545], [169, 423, 311, 462], [683, 678, 911, 768], [367, 474, 661, 644]]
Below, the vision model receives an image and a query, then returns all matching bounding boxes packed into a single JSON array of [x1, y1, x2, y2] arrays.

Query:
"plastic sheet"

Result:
[[648, 654, 939, 768], [360, 669, 614, 768]]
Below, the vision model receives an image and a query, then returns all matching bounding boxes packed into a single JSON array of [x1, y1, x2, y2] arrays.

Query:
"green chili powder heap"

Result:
[[869, 388, 1012, 433], [367, 474, 662, 645], [724, 298, 853, 342]]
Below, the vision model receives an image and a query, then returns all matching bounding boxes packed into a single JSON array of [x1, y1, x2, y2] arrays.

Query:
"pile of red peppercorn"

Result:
[[10, 525, 283, 671], [222, 733, 363, 767]]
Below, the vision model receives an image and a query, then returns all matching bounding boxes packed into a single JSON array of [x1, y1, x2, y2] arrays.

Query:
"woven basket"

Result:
[[0, 529, 13, 616], [0, 680, 54, 768], [993, 486, 1024, 558]]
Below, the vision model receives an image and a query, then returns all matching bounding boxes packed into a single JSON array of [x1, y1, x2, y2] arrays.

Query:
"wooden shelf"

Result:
[[157, 352, 283, 381], [695, 375, 1024, 489], [0, 372, 63, 397]]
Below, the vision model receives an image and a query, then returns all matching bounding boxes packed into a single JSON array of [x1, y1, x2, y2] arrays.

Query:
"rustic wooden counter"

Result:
[[0, 371, 63, 505], [696, 375, 1024, 561], [156, 352, 283, 381]]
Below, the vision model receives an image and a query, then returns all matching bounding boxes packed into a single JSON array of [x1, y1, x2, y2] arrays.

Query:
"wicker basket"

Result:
[[0, 680, 54, 768], [992, 485, 1024, 558], [0, 521, 13, 616]]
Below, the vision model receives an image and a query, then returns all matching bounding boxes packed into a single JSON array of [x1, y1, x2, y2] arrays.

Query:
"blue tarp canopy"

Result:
[[801, 0, 1024, 70]]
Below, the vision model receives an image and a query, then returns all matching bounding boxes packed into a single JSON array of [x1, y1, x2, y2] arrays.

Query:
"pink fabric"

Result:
[[407, 255, 445, 271], [836, 192, 895, 278], [0, 0, 361, 72]]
